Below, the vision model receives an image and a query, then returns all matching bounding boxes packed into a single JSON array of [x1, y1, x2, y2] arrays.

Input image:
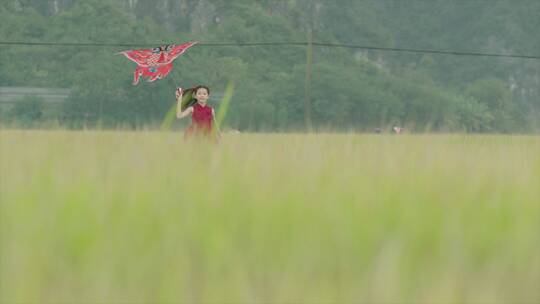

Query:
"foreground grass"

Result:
[[1, 130, 539, 303]]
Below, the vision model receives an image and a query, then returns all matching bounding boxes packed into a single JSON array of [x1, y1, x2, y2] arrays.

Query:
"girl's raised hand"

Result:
[[175, 87, 183, 99]]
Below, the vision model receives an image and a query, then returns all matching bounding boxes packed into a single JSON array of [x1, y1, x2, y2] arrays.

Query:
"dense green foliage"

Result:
[[1, 0, 539, 132]]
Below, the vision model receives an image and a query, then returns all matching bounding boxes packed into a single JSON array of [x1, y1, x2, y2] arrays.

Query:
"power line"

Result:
[[0, 40, 539, 60], [0, 41, 308, 48], [311, 43, 540, 60]]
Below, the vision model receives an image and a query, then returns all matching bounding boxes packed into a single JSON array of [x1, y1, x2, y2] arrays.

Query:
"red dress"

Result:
[[185, 102, 213, 138]]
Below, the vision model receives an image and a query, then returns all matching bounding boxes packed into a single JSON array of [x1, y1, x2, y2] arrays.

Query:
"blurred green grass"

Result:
[[1, 130, 539, 303]]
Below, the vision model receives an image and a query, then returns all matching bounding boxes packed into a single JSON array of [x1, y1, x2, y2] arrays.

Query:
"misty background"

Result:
[[1, 0, 539, 132]]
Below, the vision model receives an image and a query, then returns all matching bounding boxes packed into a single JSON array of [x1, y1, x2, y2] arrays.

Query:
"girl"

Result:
[[176, 85, 220, 140]]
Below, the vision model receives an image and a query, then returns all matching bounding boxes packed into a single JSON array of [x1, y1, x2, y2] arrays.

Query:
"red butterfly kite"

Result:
[[120, 41, 197, 85]]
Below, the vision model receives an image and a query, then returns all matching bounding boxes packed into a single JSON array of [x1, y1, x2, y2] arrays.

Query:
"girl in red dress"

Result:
[[176, 85, 220, 141]]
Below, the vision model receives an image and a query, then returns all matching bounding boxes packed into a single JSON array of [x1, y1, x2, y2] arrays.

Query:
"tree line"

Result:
[[1, 0, 539, 132]]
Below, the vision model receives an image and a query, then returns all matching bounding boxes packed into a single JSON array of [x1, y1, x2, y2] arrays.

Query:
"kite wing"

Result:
[[121, 41, 197, 85], [121, 48, 155, 67], [162, 43, 197, 64]]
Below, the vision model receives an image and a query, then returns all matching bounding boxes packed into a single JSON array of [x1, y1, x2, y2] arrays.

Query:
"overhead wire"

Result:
[[1, 41, 539, 60]]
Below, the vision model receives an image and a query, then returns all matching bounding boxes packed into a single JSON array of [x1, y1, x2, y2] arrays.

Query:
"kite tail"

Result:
[[159, 64, 174, 79], [148, 73, 161, 82], [133, 67, 142, 85]]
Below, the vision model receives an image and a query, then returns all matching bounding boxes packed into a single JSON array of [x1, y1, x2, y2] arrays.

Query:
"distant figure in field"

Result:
[[393, 126, 404, 134], [176, 85, 221, 141]]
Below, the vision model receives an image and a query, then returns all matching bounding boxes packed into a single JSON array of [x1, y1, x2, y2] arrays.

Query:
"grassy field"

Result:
[[1, 130, 539, 303]]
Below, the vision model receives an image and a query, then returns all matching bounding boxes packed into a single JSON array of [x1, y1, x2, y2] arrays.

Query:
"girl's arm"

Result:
[[176, 95, 193, 119]]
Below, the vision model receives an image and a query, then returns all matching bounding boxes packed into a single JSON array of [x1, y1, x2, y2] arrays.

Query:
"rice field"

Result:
[[1, 130, 539, 303]]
